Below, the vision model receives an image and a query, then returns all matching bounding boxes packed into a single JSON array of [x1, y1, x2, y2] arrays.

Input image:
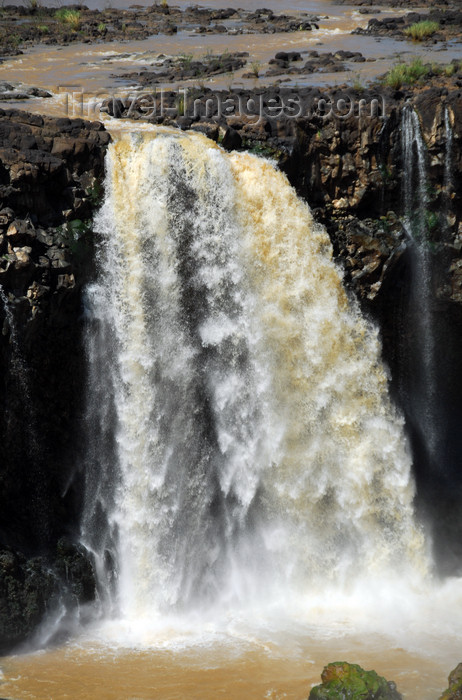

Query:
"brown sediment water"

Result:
[[0, 630, 457, 699]]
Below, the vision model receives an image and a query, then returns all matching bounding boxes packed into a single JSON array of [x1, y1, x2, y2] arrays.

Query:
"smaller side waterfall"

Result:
[[0, 286, 31, 396], [401, 105, 438, 469], [444, 105, 453, 198]]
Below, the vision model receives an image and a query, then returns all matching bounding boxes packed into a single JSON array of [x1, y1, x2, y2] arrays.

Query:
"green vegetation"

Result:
[[97, 22, 106, 32], [382, 58, 461, 87], [444, 62, 457, 77], [378, 163, 393, 184], [179, 53, 193, 70], [55, 8, 81, 30], [351, 74, 365, 93], [225, 72, 234, 91], [85, 180, 103, 207], [404, 20, 439, 41], [425, 210, 439, 234], [177, 93, 185, 116], [58, 219, 93, 265], [37, 24, 49, 33], [382, 58, 429, 89], [250, 60, 261, 78], [6, 33, 22, 47], [242, 139, 282, 160]]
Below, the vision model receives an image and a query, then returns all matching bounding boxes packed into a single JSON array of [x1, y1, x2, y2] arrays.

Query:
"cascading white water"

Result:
[[401, 105, 438, 462], [0, 286, 30, 396], [444, 106, 454, 199], [82, 127, 427, 628]]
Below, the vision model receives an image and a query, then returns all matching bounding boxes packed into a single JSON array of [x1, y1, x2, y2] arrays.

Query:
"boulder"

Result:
[[309, 662, 402, 699]]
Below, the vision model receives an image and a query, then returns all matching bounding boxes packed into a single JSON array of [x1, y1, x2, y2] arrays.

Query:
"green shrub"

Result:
[[179, 53, 193, 69], [250, 60, 261, 78], [382, 58, 429, 89], [404, 20, 439, 41], [351, 74, 365, 93], [444, 63, 457, 77], [55, 8, 81, 30]]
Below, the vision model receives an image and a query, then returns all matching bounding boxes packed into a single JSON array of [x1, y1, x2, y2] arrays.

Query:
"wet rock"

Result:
[[6, 219, 36, 246], [221, 126, 242, 150], [190, 121, 220, 141], [439, 662, 462, 699], [309, 662, 403, 699], [55, 538, 95, 604], [0, 539, 96, 652], [0, 549, 59, 652], [266, 51, 365, 77], [117, 51, 248, 87]]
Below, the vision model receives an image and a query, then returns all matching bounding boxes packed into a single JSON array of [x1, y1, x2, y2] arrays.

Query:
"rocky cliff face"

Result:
[[0, 109, 109, 651], [1, 87, 462, 649]]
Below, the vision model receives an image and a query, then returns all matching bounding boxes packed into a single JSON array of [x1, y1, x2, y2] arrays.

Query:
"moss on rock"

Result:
[[439, 663, 462, 699], [309, 662, 402, 699]]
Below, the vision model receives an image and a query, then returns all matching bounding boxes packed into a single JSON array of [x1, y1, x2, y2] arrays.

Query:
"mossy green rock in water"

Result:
[[439, 663, 462, 699], [309, 662, 403, 699]]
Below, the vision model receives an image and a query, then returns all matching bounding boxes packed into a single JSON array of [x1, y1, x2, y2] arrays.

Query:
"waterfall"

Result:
[[444, 105, 453, 198], [401, 105, 438, 466], [82, 128, 426, 626], [0, 286, 31, 397]]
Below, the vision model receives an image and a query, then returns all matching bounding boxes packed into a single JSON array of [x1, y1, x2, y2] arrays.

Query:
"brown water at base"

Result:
[[0, 632, 455, 700]]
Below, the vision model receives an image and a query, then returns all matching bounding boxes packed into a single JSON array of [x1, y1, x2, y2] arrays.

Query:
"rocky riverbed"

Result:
[[0, 2, 322, 57], [353, 9, 462, 43]]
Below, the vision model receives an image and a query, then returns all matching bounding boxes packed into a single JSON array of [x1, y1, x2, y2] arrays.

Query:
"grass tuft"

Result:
[[55, 8, 81, 30], [382, 58, 429, 89], [404, 20, 439, 41]]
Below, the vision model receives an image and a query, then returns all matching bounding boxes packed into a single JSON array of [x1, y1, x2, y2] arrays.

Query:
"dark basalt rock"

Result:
[[353, 9, 462, 41], [0, 539, 96, 653], [0, 110, 109, 651], [117, 51, 249, 86]]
